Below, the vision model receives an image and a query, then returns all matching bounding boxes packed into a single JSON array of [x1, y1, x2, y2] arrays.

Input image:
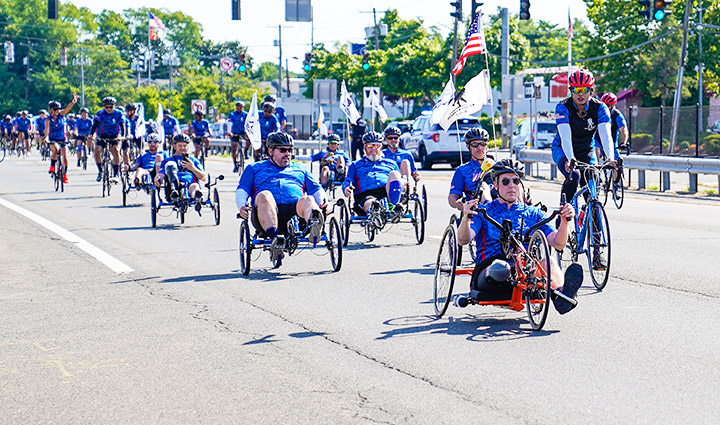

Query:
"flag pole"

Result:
[[147, 20, 151, 85]]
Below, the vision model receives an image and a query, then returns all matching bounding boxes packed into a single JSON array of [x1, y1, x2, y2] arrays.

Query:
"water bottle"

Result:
[[578, 205, 586, 229]]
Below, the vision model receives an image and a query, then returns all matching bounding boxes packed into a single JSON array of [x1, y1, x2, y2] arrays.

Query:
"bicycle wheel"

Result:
[[121, 173, 128, 206], [58, 162, 65, 193], [53, 169, 59, 191], [586, 200, 611, 290], [366, 220, 375, 242], [613, 173, 625, 210], [421, 184, 428, 222], [601, 168, 612, 206], [0, 143, 5, 162], [338, 199, 350, 246], [238, 219, 252, 275], [525, 230, 552, 331], [213, 187, 221, 225], [413, 199, 425, 245], [82, 146, 88, 170], [327, 217, 342, 272], [433, 223, 458, 317], [150, 188, 158, 228], [179, 207, 185, 225]]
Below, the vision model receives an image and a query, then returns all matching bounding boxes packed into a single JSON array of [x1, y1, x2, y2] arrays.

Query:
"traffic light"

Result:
[[519, 0, 530, 20], [653, 0, 672, 21], [362, 53, 369, 70], [471, 1, 483, 17], [638, 0, 651, 20], [450, 0, 462, 20], [238, 54, 246, 72], [4, 41, 14, 63], [231, 0, 241, 20], [48, 0, 58, 19], [303, 52, 312, 71]]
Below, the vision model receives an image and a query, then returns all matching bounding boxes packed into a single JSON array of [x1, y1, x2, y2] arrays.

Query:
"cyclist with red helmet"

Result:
[[551, 69, 615, 202], [595, 92, 628, 180]]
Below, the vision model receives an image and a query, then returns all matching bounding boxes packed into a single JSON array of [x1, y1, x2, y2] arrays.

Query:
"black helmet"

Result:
[[263, 94, 277, 103], [172, 133, 191, 144], [147, 133, 161, 143], [48, 100, 61, 110], [102, 96, 116, 106], [194, 110, 203, 116], [125, 103, 136, 111], [327, 134, 341, 143], [80, 107, 89, 114], [235, 100, 245, 107], [265, 131, 294, 149], [464, 127, 489, 143], [163, 109, 171, 116], [490, 158, 525, 180], [384, 126, 401, 136], [362, 131, 383, 145]]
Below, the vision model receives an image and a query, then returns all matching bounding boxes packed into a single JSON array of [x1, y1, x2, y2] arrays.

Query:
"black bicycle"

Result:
[[98, 141, 113, 197], [51, 144, 66, 192]]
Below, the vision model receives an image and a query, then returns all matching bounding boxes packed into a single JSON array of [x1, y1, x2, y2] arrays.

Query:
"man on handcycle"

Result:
[[448, 127, 496, 210], [342, 131, 405, 220], [457, 159, 582, 314], [311, 134, 350, 189], [551, 69, 615, 270], [154, 134, 207, 211], [235, 131, 327, 253], [125, 133, 167, 188], [382, 126, 419, 192]]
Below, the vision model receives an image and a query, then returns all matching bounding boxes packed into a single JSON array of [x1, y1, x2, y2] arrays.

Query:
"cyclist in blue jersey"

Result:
[[311, 134, 350, 188], [190, 110, 212, 158], [457, 159, 582, 314], [342, 131, 405, 217], [44, 94, 79, 183], [235, 131, 327, 249], [226, 101, 248, 172], [155, 134, 207, 208], [1, 115, 11, 141], [74, 108, 93, 167], [448, 127, 497, 211], [550, 69, 615, 269], [263, 95, 287, 130], [14, 110, 32, 155], [125, 133, 167, 187], [382, 126, 420, 188], [257, 102, 281, 160], [161, 109, 180, 148], [123, 104, 144, 166], [33, 110, 47, 151], [596, 92, 628, 183], [89, 96, 126, 183]]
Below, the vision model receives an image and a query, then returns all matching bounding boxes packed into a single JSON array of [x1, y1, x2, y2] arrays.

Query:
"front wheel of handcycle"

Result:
[[413, 199, 425, 245], [150, 188, 158, 228], [433, 223, 458, 317], [327, 217, 342, 272], [213, 187, 221, 225], [421, 184, 428, 222], [238, 219, 252, 276], [338, 199, 350, 247], [121, 173, 128, 206], [586, 201, 611, 290], [365, 220, 376, 242], [525, 230, 552, 331]]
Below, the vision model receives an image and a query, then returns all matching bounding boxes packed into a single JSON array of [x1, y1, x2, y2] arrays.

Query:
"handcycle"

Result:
[[335, 185, 425, 246], [237, 207, 343, 275], [556, 161, 612, 290], [150, 174, 224, 228], [433, 207, 569, 331]]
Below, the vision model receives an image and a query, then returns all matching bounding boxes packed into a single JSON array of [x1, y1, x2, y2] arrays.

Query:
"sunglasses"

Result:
[[500, 177, 522, 186], [385, 136, 399, 140], [570, 86, 591, 95], [275, 147, 293, 153], [365, 143, 382, 148], [50, 107, 60, 111], [468, 141, 487, 148]]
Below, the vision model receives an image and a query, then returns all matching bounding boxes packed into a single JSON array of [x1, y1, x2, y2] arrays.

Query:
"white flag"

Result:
[[318, 106, 328, 138], [431, 77, 456, 125], [439, 69, 492, 131], [133, 103, 146, 138], [369, 90, 388, 123], [339, 80, 361, 124], [156, 103, 165, 147], [244, 92, 261, 150]]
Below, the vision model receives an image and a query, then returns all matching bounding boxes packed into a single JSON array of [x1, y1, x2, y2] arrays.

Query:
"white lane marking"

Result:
[[0, 197, 133, 274]]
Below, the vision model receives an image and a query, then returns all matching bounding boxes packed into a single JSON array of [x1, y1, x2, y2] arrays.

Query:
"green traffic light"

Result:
[[654, 9, 665, 20], [362, 63, 369, 70], [304, 64, 311, 71], [239, 65, 246, 72]]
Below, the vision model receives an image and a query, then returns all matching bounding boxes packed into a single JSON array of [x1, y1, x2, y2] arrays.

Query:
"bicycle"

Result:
[[194, 137, 208, 167], [0, 137, 6, 163], [599, 158, 624, 210], [51, 143, 66, 192], [98, 141, 113, 197], [556, 161, 613, 290]]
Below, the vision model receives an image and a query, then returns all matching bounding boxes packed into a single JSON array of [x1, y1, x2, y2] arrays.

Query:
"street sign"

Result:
[[363, 87, 380, 108], [191, 99, 207, 114], [501, 75, 523, 103], [313, 79, 337, 104], [220, 57, 234, 72], [549, 74, 568, 102], [524, 82, 534, 99]]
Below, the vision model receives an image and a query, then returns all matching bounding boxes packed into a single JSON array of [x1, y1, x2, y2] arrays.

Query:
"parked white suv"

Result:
[[404, 113, 480, 169], [510, 118, 557, 154]]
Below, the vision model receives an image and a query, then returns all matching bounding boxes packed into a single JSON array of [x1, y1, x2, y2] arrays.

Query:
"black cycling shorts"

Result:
[[49, 138, 68, 147], [230, 133, 246, 144], [96, 136, 120, 148], [354, 186, 387, 214], [251, 201, 299, 236]]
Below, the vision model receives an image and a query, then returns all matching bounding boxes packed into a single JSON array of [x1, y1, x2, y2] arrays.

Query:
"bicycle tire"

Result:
[[213, 187, 221, 226], [238, 220, 252, 275], [328, 217, 342, 272], [150, 187, 158, 228], [525, 230, 552, 331], [338, 200, 350, 246], [613, 174, 625, 210], [0, 143, 5, 162], [413, 199, 425, 245], [586, 200, 611, 290], [433, 223, 458, 317]]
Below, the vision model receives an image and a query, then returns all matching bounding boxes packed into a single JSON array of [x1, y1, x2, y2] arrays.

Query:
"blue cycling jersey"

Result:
[[75, 118, 92, 136], [93, 108, 125, 137], [258, 113, 280, 140], [127, 116, 142, 138], [342, 157, 399, 194], [551, 97, 610, 166], [237, 160, 322, 205], [311, 148, 350, 171], [382, 147, 417, 174], [158, 154, 204, 185], [227, 110, 247, 134], [162, 117, 179, 136], [47, 115, 67, 140], [594, 108, 627, 151], [1, 121, 11, 134], [15, 117, 31, 132], [275, 106, 287, 123], [135, 151, 168, 170], [191, 119, 210, 137], [449, 156, 496, 198], [470, 200, 555, 263], [66, 119, 76, 131], [34, 117, 46, 133]]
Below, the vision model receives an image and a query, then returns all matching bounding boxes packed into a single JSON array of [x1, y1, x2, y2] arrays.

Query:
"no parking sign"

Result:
[[191, 99, 207, 114]]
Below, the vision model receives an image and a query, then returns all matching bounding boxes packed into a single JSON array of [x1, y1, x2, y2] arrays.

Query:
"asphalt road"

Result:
[[1, 154, 719, 424]]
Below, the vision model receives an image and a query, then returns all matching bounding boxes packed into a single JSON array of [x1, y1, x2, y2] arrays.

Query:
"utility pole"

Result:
[[501, 8, 508, 76], [697, 0, 704, 135], [73, 48, 91, 107], [285, 58, 291, 97], [278, 25, 283, 98], [372, 8, 380, 50], [163, 50, 180, 92], [670, 0, 693, 152]]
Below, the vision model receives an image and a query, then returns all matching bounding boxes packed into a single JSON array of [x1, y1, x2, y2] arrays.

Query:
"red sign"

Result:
[[552, 73, 568, 84]]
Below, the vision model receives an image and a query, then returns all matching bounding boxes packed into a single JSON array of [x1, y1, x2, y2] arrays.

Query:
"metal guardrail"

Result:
[[516, 148, 720, 193]]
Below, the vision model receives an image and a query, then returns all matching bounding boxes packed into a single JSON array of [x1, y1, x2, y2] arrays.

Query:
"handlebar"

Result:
[[476, 207, 560, 243]]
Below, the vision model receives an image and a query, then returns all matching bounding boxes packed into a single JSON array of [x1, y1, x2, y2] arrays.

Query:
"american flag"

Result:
[[568, 11, 573, 39], [451, 12, 487, 76], [149, 13, 166, 30]]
